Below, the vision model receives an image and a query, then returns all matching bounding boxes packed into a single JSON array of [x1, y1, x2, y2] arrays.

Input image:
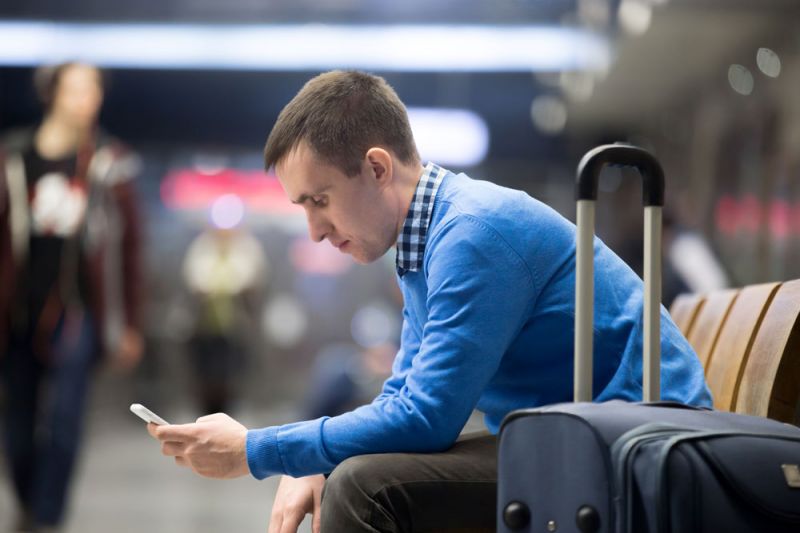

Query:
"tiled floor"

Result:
[[0, 399, 313, 533]]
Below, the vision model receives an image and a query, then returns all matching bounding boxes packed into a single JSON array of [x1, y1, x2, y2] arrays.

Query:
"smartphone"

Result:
[[130, 403, 170, 425]]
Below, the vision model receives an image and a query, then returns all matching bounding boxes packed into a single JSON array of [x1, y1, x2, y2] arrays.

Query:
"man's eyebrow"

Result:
[[290, 194, 310, 205], [290, 186, 331, 204]]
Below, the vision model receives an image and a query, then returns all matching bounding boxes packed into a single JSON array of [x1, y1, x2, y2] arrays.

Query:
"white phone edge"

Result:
[[130, 403, 169, 425]]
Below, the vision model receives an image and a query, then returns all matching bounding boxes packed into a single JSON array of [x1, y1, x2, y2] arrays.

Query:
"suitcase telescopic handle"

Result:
[[574, 143, 665, 403], [576, 144, 665, 205]]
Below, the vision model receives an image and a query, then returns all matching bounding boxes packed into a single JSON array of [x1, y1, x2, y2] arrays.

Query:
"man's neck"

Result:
[[394, 161, 426, 236]]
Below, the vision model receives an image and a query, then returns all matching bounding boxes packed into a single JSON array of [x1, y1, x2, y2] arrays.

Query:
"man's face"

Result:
[[276, 141, 399, 264]]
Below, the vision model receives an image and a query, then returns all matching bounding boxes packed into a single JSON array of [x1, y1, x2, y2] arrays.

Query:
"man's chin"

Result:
[[348, 249, 380, 265]]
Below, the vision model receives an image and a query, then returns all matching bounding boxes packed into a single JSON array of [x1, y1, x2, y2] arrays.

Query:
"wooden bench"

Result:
[[669, 292, 706, 339], [669, 280, 800, 425]]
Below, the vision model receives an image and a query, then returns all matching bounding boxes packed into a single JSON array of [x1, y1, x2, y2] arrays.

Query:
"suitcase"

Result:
[[497, 144, 800, 533]]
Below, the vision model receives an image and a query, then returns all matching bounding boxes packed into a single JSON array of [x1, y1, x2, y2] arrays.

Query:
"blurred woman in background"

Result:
[[0, 62, 143, 532]]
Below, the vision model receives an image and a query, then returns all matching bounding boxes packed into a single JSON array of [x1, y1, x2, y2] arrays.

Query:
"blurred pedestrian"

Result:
[[663, 210, 729, 301], [182, 224, 266, 415], [302, 342, 395, 420], [0, 62, 144, 532], [619, 209, 729, 306]]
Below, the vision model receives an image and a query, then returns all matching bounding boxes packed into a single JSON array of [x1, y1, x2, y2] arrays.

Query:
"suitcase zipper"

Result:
[[612, 423, 695, 533]]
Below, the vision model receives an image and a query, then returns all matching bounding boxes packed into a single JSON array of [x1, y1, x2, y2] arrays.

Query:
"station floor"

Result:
[[0, 374, 487, 532]]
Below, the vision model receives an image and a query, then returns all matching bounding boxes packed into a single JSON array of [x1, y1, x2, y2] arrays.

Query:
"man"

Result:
[[0, 62, 143, 532], [148, 70, 711, 532]]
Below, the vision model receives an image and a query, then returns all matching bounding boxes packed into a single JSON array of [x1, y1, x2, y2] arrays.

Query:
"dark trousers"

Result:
[[1, 312, 96, 527], [321, 431, 497, 532]]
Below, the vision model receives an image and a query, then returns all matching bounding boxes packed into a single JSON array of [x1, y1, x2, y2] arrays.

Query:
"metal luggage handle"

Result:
[[574, 143, 665, 403], [576, 143, 665, 206]]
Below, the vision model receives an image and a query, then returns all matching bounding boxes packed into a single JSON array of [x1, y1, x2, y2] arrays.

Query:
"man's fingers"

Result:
[[267, 511, 282, 533], [150, 423, 195, 442], [269, 483, 286, 533], [174, 456, 189, 467], [196, 413, 223, 423], [312, 482, 322, 533], [280, 508, 306, 533], [312, 509, 321, 533], [161, 441, 185, 457]]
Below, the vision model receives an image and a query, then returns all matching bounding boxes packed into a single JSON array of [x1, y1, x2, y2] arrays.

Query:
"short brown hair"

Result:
[[264, 70, 419, 176]]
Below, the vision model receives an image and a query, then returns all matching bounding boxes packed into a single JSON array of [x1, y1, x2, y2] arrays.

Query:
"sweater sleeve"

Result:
[[246, 214, 535, 479], [373, 304, 421, 402]]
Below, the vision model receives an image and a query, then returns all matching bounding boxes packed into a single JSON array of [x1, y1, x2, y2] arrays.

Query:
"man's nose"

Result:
[[306, 210, 330, 243]]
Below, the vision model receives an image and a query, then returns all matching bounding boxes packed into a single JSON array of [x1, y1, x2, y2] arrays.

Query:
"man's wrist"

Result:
[[234, 428, 250, 477], [245, 426, 282, 480]]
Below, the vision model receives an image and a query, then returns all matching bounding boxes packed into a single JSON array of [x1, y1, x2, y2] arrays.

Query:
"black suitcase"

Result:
[[497, 144, 800, 533]]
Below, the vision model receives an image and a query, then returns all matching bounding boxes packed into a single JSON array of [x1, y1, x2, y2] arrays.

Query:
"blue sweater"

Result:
[[246, 171, 712, 479]]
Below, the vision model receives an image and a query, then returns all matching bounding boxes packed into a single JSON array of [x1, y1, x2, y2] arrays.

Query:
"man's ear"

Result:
[[365, 147, 393, 186]]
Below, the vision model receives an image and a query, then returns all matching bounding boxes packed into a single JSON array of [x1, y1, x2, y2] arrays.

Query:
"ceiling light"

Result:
[[407, 107, 489, 167], [0, 21, 612, 72]]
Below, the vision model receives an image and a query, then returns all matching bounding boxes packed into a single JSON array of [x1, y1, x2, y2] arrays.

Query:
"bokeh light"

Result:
[[407, 107, 489, 167], [756, 47, 781, 78], [210, 193, 244, 229], [261, 294, 309, 348], [530, 95, 567, 134], [560, 70, 595, 102], [618, 0, 653, 36], [350, 302, 401, 349], [728, 64, 754, 96]]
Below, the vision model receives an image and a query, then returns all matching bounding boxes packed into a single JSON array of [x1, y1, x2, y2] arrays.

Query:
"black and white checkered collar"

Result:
[[396, 162, 447, 276]]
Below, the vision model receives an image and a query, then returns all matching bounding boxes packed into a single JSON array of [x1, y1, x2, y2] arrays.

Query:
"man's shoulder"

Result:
[[424, 190, 535, 279], [425, 171, 576, 284], [431, 172, 561, 245]]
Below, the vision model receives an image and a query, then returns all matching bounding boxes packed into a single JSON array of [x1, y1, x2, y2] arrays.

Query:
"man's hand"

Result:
[[269, 474, 325, 533], [147, 413, 249, 479]]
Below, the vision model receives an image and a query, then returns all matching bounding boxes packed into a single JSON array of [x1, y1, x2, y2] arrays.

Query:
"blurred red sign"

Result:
[[160, 168, 302, 214], [715, 194, 800, 239]]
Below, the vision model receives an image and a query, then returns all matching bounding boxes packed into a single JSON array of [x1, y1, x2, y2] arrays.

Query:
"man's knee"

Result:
[[324, 454, 385, 505], [321, 455, 402, 531]]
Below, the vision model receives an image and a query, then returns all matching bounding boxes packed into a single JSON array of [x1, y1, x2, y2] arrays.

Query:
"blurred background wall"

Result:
[[0, 0, 799, 531]]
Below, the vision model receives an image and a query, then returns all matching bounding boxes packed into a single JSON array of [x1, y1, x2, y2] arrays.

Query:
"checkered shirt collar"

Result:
[[396, 162, 447, 276]]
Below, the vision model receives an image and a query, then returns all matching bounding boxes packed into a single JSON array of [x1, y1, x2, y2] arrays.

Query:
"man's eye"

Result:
[[311, 197, 326, 207]]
